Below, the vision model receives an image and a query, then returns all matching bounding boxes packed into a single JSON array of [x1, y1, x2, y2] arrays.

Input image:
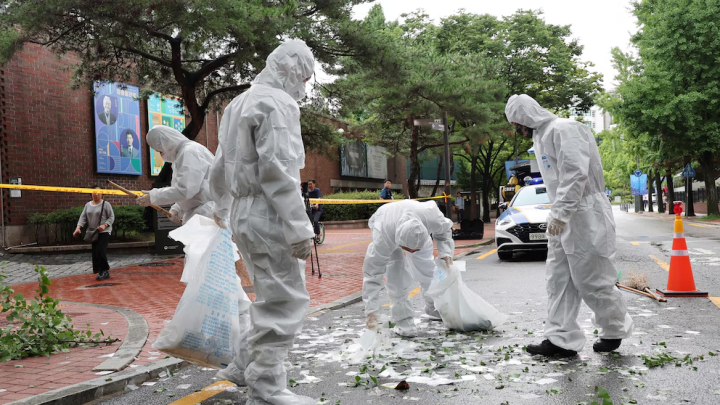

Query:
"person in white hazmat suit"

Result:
[[136, 125, 214, 224], [363, 200, 454, 338], [209, 40, 316, 405], [505, 94, 633, 356]]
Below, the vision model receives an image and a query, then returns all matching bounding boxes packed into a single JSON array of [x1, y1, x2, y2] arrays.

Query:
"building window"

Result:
[[591, 110, 596, 117]]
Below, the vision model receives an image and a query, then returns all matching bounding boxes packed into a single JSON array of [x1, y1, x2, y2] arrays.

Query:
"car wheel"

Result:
[[497, 251, 513, 260]]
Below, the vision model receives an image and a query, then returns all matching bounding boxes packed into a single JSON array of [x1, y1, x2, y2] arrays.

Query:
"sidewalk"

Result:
[[2, 224, 493, 404]]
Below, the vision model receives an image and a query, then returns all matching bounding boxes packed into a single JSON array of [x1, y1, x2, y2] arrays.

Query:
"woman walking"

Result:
[[74, 186, 115, 281]]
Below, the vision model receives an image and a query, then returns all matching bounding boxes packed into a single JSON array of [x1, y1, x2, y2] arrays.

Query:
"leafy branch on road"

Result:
[[0, 264, 119, 362]]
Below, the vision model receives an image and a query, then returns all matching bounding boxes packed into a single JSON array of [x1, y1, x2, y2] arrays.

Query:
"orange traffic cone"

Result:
[[656, 202, 708, 298]]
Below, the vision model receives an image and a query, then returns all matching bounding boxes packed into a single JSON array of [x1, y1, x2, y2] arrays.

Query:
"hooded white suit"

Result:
[[146, 125, 215, 223], [209, 40, 316, 405], [362, 200, 454, 336], [505, 94, 633, 352]]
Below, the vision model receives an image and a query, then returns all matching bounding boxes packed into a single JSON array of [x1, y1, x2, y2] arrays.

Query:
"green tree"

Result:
[[609, 0, 720, 216], [0, 0, 379, 155]]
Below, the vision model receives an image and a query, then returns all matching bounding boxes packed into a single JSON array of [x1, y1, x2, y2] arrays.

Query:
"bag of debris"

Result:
[[426, 259, 508, 332], [153, 225, 252, 369], [169, 215, 242, 284]]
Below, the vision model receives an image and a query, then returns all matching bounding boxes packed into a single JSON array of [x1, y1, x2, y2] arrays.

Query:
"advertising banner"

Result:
[[148, 94, 186, 176], [366, 145, 388, 180], [94, 82, 142, 175], [630, 173, 648, 196]]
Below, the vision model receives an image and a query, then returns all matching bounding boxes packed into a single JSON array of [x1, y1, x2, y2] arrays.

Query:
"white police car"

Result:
[[495, 184, 550, 260]]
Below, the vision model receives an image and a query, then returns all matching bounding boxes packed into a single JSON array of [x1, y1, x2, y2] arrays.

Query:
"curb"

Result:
[[630, 212, 720, 227], [305, 238, 495, 318], [8, 358, 189, 405], [61, 302, 149, 372], [6, 241, 154, 254]]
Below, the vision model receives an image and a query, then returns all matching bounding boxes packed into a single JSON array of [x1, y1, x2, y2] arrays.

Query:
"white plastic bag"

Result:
[[153, 226, 252, 368], [426, 259, 508, 331], [169, 215, 241, 284]]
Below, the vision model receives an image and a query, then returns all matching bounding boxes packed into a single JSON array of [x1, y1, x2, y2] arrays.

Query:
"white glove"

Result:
[[168, 209, 182, 224], [291, 239, 313, 260], [366, 313, 379, 330], [547, 218, 566, 237], [136, 191, 152, 207], [213, 212, 227, 229], [441, 256, 453, 267]]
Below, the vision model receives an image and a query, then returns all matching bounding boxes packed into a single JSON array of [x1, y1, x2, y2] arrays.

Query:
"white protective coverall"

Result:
[[363, 200, 455, 336], [209, 40, 316, 405], [145, 125, 215, 223], [505, 94, 633, 352]]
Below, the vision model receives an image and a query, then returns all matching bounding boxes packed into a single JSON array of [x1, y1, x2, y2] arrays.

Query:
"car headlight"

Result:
[[497, 217, 514, 227]]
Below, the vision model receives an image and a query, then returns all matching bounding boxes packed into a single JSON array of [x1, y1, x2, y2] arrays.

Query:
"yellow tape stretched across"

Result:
[[0, 183, 139, 196], [0, 183, 451, 205]]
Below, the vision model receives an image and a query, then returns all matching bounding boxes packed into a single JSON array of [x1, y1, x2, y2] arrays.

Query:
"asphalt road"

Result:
[[98, 208, 720, 405]]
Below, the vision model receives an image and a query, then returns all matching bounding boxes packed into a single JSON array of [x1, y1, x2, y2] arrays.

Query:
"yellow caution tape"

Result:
[[0, 183, 448, 204], [0, 183, 138, 196]]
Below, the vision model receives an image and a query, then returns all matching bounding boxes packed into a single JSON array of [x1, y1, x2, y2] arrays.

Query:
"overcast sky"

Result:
[[344, 0, 638, 91]]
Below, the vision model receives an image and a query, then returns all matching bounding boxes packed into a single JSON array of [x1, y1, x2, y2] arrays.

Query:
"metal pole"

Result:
[[442, 110, 452, 219]]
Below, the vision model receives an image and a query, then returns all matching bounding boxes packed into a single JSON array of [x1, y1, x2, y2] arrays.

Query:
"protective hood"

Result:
[[253, 39, 315, 101], [505, 94, 557, 129], [147, 125, 189, 163], [396, 214, 431, 251]]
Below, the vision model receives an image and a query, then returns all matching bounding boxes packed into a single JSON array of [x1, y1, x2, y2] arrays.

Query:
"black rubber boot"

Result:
[[526, 339, 578, 357], [593, 339, 622, 352]]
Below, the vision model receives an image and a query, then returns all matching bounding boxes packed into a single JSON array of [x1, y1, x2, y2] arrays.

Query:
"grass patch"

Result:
[[698, 214, 720, 221]]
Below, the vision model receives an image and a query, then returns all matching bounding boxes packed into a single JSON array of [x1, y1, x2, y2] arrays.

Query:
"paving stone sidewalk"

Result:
[[0, 252, 161, 286]]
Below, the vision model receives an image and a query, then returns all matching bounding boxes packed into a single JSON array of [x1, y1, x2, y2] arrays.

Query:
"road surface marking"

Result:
[[317, 239, 372, 253], [383, 287, 421, 307], [708, 297, 720, 310], [688, 223, 708, 228], [630, 242, 640, 246], [476, 249, 498, 260], [694, 248, 714, 255], [649, 255, 670, 272], [170, 381, 235, 405]]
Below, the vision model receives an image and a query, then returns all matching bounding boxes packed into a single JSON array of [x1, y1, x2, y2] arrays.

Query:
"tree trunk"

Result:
[[407, 121, 421, 199], [431, 156, 443, 197], [469, 153, 479, 220], [647, 169, 654, 213], [481, 176, 491, 223], [655, 168, 665, 213], [684, 156, 695, 216], [699, 150, 720, 216], [666, 169, 676, 215]]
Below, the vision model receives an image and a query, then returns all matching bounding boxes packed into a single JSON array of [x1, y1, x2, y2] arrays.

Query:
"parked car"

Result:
[[494, 184, 550, 260]]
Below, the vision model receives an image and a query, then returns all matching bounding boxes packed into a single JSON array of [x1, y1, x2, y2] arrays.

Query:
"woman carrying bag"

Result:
[[74, 186, 115, 281]]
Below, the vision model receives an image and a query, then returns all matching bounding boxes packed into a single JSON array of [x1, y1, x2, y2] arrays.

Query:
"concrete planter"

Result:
[[322, 219, 369, 229]]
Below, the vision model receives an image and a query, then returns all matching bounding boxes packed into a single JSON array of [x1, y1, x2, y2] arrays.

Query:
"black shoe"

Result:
[[526, 340, 577, 357], [593, 339, 622, 352], [98, 271, 110, 281], [95, 273, 103, 281]]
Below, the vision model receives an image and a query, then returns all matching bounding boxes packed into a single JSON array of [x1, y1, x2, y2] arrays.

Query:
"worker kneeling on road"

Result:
[[136, 125, 215, 224], [363, 200, 454, 338], [505, 94, 633, 356]]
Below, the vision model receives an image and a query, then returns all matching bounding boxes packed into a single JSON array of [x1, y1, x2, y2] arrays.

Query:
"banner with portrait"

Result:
[[94, 82, 142, 175], [148, 94, 186, 176], [341, 140, 368, 177], [630, 173, 648, 196]]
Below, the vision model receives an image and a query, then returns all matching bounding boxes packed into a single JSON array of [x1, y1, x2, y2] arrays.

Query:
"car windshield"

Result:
[[512, 187, 550, 206]]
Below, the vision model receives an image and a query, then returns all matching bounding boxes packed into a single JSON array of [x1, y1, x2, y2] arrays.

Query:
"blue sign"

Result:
[[634, 169, 642, 177], [681, 164, 695, 178], [94, 82, 142, 175], [630, 174, 648, 196]]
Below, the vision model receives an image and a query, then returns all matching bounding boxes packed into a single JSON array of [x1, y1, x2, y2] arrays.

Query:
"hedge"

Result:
[[28, 205, 147, 245], [318, 190, 385, 222]]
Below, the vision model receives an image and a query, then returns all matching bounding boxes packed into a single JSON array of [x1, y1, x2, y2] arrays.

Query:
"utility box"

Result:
[[154, 205, 183, 255]]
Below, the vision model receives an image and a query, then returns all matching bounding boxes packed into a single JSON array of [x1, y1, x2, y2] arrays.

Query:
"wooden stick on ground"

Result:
[[107, 181, 172, 217], [643, 287, 668, 302], [616, 283, 666, 302]]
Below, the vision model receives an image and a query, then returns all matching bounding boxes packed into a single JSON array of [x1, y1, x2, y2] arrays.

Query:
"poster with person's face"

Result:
[[94, 82, 142, 175], [341, 140, 368, 177], [148, 94, 186, 176], [366, 145, 388, 179]]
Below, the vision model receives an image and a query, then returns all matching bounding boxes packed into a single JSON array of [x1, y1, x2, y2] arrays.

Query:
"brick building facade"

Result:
[[0, 45, 406, 246]]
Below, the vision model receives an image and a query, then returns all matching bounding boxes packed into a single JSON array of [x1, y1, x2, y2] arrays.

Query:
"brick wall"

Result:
[[0, 44, 221, 226]]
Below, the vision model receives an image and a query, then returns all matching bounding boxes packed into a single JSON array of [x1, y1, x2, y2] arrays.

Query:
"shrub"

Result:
[[28, 205, 147, 244], [319, 190, 385, 222], [112, 205, 147, 239]]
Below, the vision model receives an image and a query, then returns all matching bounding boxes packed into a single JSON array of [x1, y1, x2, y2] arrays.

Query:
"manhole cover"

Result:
[[82, 283, 121, 289], [139, 262, 175, 267]]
